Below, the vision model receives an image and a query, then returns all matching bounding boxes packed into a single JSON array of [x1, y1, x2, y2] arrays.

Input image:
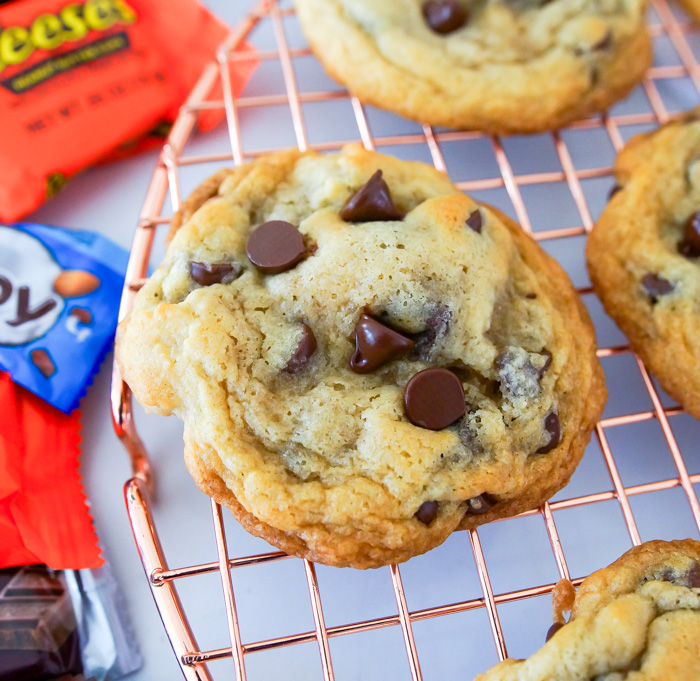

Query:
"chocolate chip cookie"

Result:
[[116, 145, 605, 568], [587, 109, 700, 420], [293, 0, 651, 134], [476, 539, 700, 680]]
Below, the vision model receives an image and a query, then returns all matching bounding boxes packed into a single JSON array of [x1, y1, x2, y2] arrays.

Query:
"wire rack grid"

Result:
[[110, 1, 700, 679]]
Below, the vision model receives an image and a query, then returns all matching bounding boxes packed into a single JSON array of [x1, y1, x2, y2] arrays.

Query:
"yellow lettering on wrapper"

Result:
[[0, 0, 137, 74]]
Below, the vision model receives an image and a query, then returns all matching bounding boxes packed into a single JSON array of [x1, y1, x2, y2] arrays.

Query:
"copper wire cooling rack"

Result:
[[111, 2, 700, 679]]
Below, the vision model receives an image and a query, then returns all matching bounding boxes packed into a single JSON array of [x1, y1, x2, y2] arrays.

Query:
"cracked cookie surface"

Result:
[[476, 539, 700, 680], [116, 145, 605, 568], [293, 0, 651, 134], [587, 108, 700, 421]]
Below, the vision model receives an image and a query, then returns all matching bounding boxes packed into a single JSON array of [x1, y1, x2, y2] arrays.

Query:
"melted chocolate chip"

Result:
[[341, 170, 404, 223], [404, 368, 466, 430], [681, 111, 700, 125], [31, 349, 56, 378], [457, 416, 487, 454], [411, 305, 451, 361], [246, 221, 306, 274], [422, 0, 467, 35], [642, 273, 674, 302], [655, 569, 675, 583], [496, 348, 550, 398], [679, 212, 700, 258], [465, 494, 495, 515], [189, 261, 241, 286], [466, 209, 482, 233], [591, 29, 612, 51], [525, 293, 537, 299], [545, 622, 564, 642], [653, 564, 700, 588], [349, 314, 414, 373], [608, 184, 622, 200], [415, 501, 439, 525], [536, 411, 561, 454], [538, 350, 552, 378], [284, 324, 317, 374]]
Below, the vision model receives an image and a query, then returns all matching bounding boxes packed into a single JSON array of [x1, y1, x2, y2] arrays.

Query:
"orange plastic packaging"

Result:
[[0, 371, 101, 569], [0, 0, 257, 222]]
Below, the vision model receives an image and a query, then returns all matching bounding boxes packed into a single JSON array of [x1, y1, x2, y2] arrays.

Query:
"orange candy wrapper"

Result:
[[0, 0, 258, 221], [0, 371, 101, 569]]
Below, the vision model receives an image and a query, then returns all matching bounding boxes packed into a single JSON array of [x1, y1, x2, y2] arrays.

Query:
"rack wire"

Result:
[[110, 1, 700, 679]]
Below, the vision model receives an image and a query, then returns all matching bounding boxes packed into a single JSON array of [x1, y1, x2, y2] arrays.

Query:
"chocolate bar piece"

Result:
[[0, 565, 83, 681]]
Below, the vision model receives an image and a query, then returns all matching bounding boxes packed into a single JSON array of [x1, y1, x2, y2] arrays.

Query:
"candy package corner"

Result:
[[0, 561, 142, 681], [0, 221, 128, 413]]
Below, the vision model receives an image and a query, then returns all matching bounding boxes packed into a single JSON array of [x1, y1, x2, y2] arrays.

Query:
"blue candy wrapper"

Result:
[[0, 222, 128, 413]]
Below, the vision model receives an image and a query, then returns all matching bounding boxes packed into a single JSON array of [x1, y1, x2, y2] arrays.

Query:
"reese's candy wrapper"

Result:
[[0, 0, 257, 221], [0, 371, 102, 570], [0, 222, 128, 413]]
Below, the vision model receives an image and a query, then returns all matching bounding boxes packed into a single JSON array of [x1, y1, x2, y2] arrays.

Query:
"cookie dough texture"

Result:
[[476, 539, 700, 680], [293, 0, 651, 134], [116, 145, 605, 568], [587, 109, 700, 420]]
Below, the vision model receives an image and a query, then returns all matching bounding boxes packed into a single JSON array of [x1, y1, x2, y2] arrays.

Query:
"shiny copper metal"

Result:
[[111, 1, 700, 678]]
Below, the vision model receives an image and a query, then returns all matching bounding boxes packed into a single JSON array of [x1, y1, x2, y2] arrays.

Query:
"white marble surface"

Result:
[[21, 1, 700, 680]]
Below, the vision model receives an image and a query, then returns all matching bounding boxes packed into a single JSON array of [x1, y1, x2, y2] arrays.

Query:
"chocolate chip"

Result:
[[284, 324, 317, 374], [545, 622, 564, 642], [688, 562, 700, 588], [537, 411, 561, 454], [341, 170, 404, 223], [190, 261, 241, 286], [69, 307, 92, 324], [411, 305, 451, 361], [466, 209, 482, 233], [655, 569, 675, 583], [538, 350, 552, 378], [422, 0, 467, 35], [642, 273, 674, 302], [404, 368, 466, 430], [679, 212, 700, 258], [246, 221, 306, 274], [653, 565, 700, 587], [592, 29, 612, 51], [589, 67, 600, 88], [31, 349, 56, 378], [457, 418, 480, 451], [415, 501, 439, 525], [525, 293, 537, 299], [608, 184, 622, 200], [349, 314, 414, 373], [465, 494, 495, 515], [681, 111, 700, 125]]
